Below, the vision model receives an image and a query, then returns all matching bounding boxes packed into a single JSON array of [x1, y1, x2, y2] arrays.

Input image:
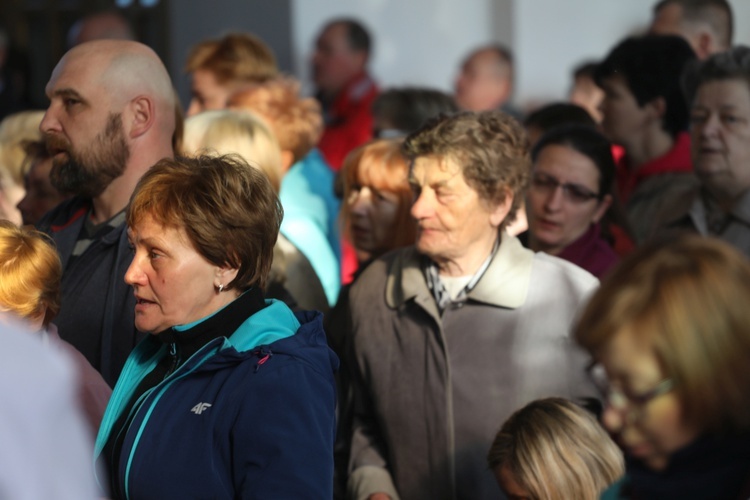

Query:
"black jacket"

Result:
[[38, 197, 142, 386]]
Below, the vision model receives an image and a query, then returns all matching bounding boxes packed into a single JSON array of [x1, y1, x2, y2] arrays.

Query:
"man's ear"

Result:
[[592, 194, 612, 224], [128, 95, 156, 139], [694, 31, 714, 60], [352, 50, 368, 72], [645, 96, 667, 122]]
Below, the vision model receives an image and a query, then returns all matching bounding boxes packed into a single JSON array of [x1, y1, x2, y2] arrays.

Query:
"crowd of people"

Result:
[[0, 0, 749, 498]]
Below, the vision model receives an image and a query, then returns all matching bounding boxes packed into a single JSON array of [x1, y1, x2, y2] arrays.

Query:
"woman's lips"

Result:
[[536, 218, 560, 231], [134, 297, 157, 310], [351, 225, 369, 238]]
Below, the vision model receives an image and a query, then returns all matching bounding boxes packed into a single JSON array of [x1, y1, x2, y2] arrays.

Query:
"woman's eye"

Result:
[[722, 114, 740, 124]]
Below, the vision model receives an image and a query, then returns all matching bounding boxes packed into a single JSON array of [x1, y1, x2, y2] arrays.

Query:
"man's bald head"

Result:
[[454, 45, 514, 112], [59, 40, 175, 137], [40, 39, 176, 213]]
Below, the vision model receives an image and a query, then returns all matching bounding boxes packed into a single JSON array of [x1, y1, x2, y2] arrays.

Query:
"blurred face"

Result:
[[455, 49, 510, 112], [597, 329, 699, 471], [125, 213, 238, 334], [598, 75, 650, 147], [494, 465, 531, 500], [312, 23, 363, 96], [690, 79, 750, 199], [527, 144, 610, 255], [569, 75, 604, 123], [347, 180, 401, 256], [409, 156, 509, 271], [40, 51, 129, 198], [187, 69, 232, 117], [18, 158, 69, 226], [649, 3, 685, 38]]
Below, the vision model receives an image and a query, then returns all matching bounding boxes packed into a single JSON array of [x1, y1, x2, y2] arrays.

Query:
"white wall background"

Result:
[[291, 0, 512, 95], [291, 0, 750, 109], [514, 0, 750, 108]]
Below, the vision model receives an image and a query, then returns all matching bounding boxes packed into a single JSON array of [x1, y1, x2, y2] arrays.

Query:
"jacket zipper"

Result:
[[123, 340, 223, 499]]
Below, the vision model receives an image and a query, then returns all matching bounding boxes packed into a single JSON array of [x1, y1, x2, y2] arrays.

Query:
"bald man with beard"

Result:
[[38, 40, 175, 386]]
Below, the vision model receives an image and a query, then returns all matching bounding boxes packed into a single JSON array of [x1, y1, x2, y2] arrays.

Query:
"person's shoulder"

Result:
[[532, 251, 599, 293], [633, 172, 699, 200], [36, 197, 89, 233], [251, 307, 338, 378], [599, 476, 628, 499], [351, 247, 416, 292]]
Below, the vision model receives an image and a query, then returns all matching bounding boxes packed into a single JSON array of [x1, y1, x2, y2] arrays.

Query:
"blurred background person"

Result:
[[229, 76, 341, 306], [454, 44, 521, 118], [576, 236, 750, 498], [327, 138, 417, 496], [524, 125, 621, 278], [649, 0, 733, 60], [0, 26, 29, 121], [659, 46, 750, 257], [371, 87, 458, 139], [181, 108, 328, 311], [568, 61, 605, 124], [520, 103, 598, 241], [333, 86, 459, 283], [487, 397, 624, 500], [17, 139, 70, 226], [524, 102, 597, 146], [595, 35, 698, 243], [0, 110, 44, 225], [0, 221, 110, 436], [0, 319, 98, 500], [312, 18, 378, 171], [339, 139, 416, 270], [97, 155, 336, 499], [66, 10, 136, 48], [185, 32, 278, 116]]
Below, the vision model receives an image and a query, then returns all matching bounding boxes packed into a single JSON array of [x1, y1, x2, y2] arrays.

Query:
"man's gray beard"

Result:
[[50, 113, 131, 199]]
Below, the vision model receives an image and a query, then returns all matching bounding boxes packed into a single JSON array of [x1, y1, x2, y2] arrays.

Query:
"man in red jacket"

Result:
[[312, 18, 378, 171]]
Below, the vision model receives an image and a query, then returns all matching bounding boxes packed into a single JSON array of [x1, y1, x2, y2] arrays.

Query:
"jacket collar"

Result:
[[386, 231, 535, 310]]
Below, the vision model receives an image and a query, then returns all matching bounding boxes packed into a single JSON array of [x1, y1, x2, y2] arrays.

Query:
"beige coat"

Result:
[[347, 233, 598, 500]]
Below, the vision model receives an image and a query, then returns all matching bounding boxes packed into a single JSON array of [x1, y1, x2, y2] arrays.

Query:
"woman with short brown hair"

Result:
[[96, 154, 337, 499]]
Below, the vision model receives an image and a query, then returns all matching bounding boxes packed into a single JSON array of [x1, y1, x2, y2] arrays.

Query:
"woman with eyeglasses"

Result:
[[575, 236, 750, 499], [525, 124, 623, 278]]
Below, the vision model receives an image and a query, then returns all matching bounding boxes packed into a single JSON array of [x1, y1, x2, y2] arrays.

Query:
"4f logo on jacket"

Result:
[[191, 402, 212, 415]]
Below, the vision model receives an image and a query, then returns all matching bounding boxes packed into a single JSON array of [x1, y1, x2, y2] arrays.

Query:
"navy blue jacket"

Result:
[[95, 299, 338, 499], [38, 197, 141, 386]]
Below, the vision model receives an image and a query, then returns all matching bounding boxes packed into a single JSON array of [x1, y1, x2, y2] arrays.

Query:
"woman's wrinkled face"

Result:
[[124, 213, 237, 334], [527, 144, 610, 255], [597, 329, 699, 471], [347, 179, 401, 257]]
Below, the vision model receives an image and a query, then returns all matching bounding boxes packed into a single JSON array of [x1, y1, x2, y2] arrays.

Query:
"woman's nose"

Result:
[[350, 187, 372, 214], [544, 185, 566, 210], [124, 254, 144, 287]]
